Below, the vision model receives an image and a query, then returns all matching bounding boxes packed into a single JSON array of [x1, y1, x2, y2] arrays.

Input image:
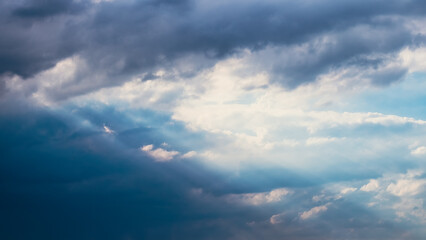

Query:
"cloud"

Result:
[[181, 151, 197, 159], [103, 124, 114, 134], [411, 146, 426, 156], [225, 188, 291, 206], [359, 170, 426, 197], [1, 102, 295, 239], [2, 101, 426, 239], [2, 0, 426, 102], [300, 204, 330, 220], [12, 0, 87, 19], [3, 1, 426, 239], [92, 0, 115, 3], [360, 179, 380, 192], [141, 144, 180, 162], [33, 40, 424, 177], [270, 212, 286, 224], [387, 178, 426, 197], [331, 170, 426, 225], [141, 145, 154, 152], [0, 1, 86, 79], [393, 198, 426, 222], [341, 187, 357, 195], [306, 137, 340, 146]]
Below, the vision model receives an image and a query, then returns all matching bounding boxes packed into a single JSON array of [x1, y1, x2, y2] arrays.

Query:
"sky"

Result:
[[1, 0, 426, 239]]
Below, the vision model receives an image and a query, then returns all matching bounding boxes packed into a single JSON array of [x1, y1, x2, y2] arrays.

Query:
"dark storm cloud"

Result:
[[1, 0, 425, 98]]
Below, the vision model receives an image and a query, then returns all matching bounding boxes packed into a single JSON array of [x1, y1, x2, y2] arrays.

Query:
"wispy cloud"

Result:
[[224, 188, 292, 206]]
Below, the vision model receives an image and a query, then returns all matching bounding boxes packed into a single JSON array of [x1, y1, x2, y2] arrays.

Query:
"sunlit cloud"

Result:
[[103, 124, 114, 134], [300, 204, 330, 220], [141, 144, 180, 162], [224, 188, 292, 206], [361, 179, 380, 192]]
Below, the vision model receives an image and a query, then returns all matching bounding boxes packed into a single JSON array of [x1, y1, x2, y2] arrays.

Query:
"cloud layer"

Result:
[[2, 0, 426, 99], [2, 0, 426, 239]]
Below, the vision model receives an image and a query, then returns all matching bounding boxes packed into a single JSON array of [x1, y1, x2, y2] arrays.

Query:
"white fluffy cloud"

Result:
[[141, 144, 196, 162], [300, 204, 330, 220], [360, 179, 380, 192], [141, 144, 180, 162], [411, 146, 426, 156], [387, 178, 426, 197], [338, 170, 426, 223]]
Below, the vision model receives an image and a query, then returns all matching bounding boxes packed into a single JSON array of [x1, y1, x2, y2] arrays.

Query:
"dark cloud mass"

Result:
[[0, 0, 425, 95], [0, 0, 86, 77], [0, 101, 422, 239], [0, 102, 228, 239], [12, 0, 87, 18]]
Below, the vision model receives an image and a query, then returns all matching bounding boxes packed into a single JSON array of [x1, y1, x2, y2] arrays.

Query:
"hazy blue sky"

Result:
[[1, 0, 426, 239]]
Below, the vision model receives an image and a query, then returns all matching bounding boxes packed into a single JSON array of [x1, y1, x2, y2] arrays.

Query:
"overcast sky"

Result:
[[1, 0, 426, 239]]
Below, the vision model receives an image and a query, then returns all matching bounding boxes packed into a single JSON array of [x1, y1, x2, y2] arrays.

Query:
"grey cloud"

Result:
[[251, 21, 414, 87], [0, 0, 85, 78], [1, 0, 426, 99], [12, 0, 87, 19]]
